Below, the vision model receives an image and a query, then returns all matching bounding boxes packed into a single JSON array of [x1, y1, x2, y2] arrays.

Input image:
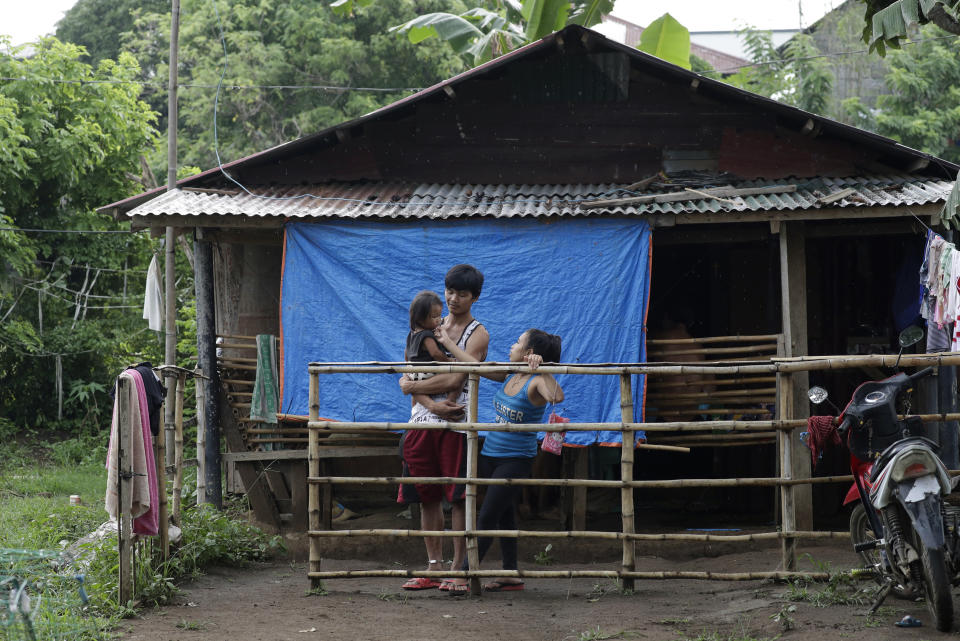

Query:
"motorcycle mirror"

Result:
[[807, 386, 829, 405], [898, 325, 924, 349]]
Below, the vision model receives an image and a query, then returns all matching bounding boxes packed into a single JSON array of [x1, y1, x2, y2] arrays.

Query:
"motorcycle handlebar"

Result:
[[837, 416, 851, 438], [908, 366, 935, 383]]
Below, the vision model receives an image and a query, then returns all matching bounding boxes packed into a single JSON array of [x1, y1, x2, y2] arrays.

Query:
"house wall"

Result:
[[229, 45, 888, 187], [213, 240, 283, 341]]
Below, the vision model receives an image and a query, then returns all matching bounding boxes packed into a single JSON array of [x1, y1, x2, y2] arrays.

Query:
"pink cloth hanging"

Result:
[[105, 369, 159, 536]]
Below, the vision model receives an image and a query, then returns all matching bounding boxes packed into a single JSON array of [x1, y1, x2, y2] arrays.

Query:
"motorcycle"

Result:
[[808, 327, 959, 632]]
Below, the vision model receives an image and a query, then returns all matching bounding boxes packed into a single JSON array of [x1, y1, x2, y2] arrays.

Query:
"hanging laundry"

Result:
[[918, 229, 956, 352], [130, 362, 166, 436], [251, 334, 279, 425], [105, 369, 159, 536], [143, 254, 163, 331]]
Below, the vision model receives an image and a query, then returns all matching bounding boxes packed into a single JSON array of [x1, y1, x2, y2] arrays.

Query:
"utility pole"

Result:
[[164, 0, 181, 466]]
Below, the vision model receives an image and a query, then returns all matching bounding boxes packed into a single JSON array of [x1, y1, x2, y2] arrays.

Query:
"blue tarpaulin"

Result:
[[280, 218, 651, 445]]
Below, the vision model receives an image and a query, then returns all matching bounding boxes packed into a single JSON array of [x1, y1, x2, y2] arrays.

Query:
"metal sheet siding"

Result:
[[126, 174, 953, 222]]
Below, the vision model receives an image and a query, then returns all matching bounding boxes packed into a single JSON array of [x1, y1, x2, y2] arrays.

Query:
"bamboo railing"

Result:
[[305, 353, 960, 589]]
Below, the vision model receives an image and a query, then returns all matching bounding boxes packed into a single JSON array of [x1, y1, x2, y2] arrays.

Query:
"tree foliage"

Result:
[[117, 0, 466, 173], [55, 0, 168, 67], [0, 38, 163, 429], [860, 0, 960, 54], [390, 0, 613, 66], [711, 29, 834, 115], [843, 23, 960, 162]]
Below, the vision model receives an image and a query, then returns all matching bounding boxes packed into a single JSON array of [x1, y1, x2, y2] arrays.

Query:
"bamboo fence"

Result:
[[305, 354, 960, 588]]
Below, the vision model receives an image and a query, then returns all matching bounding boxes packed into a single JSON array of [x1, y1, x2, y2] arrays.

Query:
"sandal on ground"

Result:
[[447, 580, 470, 596], [401, 577, 441, 590], [483, 580, 524, 592], [438, 579, 456, 591]]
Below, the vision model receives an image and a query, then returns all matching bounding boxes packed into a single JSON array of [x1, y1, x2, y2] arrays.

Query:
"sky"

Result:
[[5, 0, 842, 46]]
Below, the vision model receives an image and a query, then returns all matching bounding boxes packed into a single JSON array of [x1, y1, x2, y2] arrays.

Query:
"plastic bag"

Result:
[[542, 412, 569, 455]]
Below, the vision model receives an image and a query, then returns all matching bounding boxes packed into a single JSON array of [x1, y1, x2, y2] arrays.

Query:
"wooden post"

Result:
[[117, 376, 134, 605], [195, 234, 221, 507], [173, 371, 186, 524], [308, 371, 322, 590], [195, 367, 206, 504], [465, 373, 482, 596], [779, 221, 812, 530], [157, 395, 169, 560], [619, 374, 636, 592], [777, 371, 797, 571]]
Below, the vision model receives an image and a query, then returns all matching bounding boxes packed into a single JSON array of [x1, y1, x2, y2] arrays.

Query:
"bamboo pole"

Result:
[[306, 419, 799, 433], [195, 367, 206, 504], [656, 432, 778, 444], [650, 376, 777, 390], [778, 372, 797, 571], [647, 334, 782, 345], [465, 373, 481, 596], [219, 356, 257, 364], [219, 364, 257, 371], [305, 569, 830, 581], [646, 388, 777, 400], [216, 333, 257, 340], [619, 374, 636, 592], [172, 371, 186, 525], [306, 528, 849, 542], [306, 352, 960, 375], [218, 342, 257, 350], [647, 345, 778, 357], [156, 395, 169, 560], [305, 474, 857, 488], [308, 370, 321, 590], [221, 378, 255, 386], [117, 376, 133, 606]]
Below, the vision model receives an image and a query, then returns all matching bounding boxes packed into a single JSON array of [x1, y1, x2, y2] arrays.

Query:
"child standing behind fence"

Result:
[[437, 327, 564, 593]]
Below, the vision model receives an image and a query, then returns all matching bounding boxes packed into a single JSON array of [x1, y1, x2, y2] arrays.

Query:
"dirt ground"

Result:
[[117, 506, 960, 641]]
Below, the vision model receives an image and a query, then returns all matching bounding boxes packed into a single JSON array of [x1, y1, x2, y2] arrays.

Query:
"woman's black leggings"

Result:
[[459, 454, 533, 572]]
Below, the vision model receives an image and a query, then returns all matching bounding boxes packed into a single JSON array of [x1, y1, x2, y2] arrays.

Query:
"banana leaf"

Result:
[[638, 13, 691, 70]]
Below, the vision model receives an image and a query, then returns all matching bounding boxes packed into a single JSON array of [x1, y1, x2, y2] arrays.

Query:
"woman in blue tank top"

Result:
[[437, 327, 564, 593]]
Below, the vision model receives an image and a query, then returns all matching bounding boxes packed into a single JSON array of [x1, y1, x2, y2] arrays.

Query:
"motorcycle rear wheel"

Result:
[[849, 503, 912, 598], [916, 536, 954, 632]]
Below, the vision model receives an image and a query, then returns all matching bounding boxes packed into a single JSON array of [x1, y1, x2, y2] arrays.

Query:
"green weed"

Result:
[[770, 604, 796, 631], [534, 543, 554, 565]]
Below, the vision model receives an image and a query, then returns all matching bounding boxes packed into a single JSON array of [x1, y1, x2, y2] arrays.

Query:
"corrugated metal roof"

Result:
[[126, 174, 953, 222]]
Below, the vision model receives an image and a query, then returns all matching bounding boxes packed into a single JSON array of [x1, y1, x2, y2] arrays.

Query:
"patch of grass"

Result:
[[658, 616, 691, 625], [783, 572, 874, 607], [571, 626, 625, 641], [677, 631, 781, 641], [305, 584, 328, 597], [175, 619, 208, 631]]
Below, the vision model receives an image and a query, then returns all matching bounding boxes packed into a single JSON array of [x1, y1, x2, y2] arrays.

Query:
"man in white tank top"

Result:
[[398, 265, 489, 590]]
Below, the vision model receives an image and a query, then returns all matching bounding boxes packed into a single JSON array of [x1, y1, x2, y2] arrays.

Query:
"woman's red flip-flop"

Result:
[[401, 577, 441, 590]]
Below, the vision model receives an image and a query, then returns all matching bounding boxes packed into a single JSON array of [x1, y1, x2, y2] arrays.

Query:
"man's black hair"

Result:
[[444, 264, 484, 298]]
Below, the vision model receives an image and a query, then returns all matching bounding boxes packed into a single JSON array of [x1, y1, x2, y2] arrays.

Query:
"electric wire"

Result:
[[3, 32, 959, 89]]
